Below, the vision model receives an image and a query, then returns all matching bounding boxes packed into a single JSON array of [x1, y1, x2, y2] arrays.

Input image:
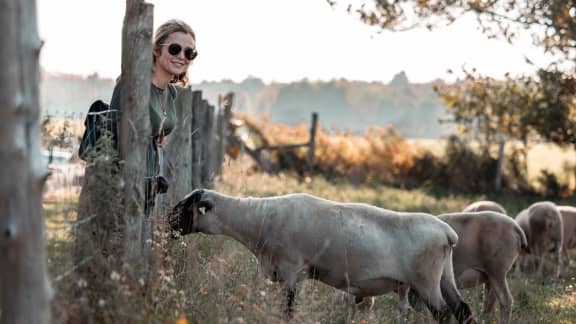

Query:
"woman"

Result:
[[108, 19, 198, 213], [72, 20, 198, 319]]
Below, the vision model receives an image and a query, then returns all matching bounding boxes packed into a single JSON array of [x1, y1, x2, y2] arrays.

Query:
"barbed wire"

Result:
[[46, 214, 97, 235], [52, 255, 94, 283]]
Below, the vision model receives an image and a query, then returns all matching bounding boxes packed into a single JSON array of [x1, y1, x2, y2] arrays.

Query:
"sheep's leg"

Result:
[[397, 284, 410, 323], [482, 281, 496, 314], [513, 255, 523, 276], [561, 248, 570, 268], [440, 250, 475, 324], [284, 285, 297, 319], [489, 277, 512, 324], [554, 248, 562, 279], [413, 286, 451, 323], [536, 253, 545, 277], [407, 288, 426, 312]]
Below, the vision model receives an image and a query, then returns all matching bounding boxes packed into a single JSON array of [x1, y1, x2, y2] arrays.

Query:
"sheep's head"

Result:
[[169, 189, 214, 238], [530, 202, 564, 253]]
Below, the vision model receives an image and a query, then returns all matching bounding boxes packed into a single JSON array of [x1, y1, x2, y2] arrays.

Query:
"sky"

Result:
[[36, 0, 559, 84]]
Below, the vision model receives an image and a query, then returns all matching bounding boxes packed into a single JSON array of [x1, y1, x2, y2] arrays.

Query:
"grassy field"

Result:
[[45, 157, 576, 323]]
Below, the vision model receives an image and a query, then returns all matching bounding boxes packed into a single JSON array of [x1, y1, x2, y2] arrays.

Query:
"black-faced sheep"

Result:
[[170, 189, 475, 323]]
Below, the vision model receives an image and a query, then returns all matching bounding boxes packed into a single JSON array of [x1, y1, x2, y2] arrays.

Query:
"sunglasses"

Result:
[[161, 43, 198, 61]]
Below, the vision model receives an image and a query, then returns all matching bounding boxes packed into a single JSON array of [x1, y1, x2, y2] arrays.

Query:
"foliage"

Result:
[[435, 68, 576, 147], [330, 0, 576, 61], [235, 117, 555, 194], [537, 169, 571, 198], [238, 116, 419, 186], [41, 116, 84, 148]]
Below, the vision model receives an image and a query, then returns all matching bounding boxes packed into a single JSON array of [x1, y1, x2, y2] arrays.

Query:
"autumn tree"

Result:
[[436, 68, 576, 181], [329, 0, 576, 192], [330, 0, 575, 62]]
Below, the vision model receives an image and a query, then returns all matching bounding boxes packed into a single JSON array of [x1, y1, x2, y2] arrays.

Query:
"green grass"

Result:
[[45, 159, 576, 323]]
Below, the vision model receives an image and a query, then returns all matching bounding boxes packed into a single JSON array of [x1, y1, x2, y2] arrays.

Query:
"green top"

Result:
[[149, 83, 177, 138], [109, 79, 178, 213], [110, 81, 177, 139]]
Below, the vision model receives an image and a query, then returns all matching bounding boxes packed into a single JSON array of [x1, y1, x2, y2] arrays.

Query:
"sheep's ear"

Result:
[[188, 189, 205, 204], [197, 200, 214, 216]]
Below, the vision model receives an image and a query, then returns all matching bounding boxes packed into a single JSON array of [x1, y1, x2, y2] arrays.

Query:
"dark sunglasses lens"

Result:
[[168, 43, 182, 56], [184, 48, 197, 60]]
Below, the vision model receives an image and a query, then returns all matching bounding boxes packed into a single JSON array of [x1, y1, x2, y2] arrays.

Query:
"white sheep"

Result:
[[557, 205, 576, 268], [402, 211, 526, 324], [462, 200, 507, 214], [169, 189, 476, 323], [515, 201, 563, 278]]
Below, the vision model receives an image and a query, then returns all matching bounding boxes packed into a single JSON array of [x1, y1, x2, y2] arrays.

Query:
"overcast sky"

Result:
[[37, 0, 558, 84]]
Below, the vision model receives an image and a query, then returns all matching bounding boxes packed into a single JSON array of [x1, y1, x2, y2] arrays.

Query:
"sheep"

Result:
[[515, 201, 563, 278], [169, 189, 476, 323], [403, 211, 526, 324], [463, 201, 507, 214], [557, 205, 576, 268]]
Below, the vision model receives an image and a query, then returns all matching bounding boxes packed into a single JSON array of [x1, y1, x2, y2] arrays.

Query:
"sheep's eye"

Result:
[[198, 206, 206, 215]]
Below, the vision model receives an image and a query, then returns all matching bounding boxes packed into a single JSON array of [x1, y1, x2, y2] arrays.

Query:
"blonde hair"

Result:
[[153, 19, 196, 86]]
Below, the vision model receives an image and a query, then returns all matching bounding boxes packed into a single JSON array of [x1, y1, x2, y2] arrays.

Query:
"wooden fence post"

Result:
[[120, 0, 154, 271], [215, 104, 225, 176], [0, 0, 51, 322], [202, 102, 216, 188], [308, 112, 318, 172], [192, 91, 204, 189], [162, 86, 193, 206]]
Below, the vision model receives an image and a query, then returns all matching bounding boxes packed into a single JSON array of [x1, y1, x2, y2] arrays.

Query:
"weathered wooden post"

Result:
[[119, 0, 154, 270], [192, 91, 204, 189], [0, 0, 51, 322], [202, 102, 216, 188], [163, 87, 193, 206], [308, 112, 318, 172], [215, 103, 226, 176]]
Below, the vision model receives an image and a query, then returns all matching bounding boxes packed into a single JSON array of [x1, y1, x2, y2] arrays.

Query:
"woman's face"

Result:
[[154, 31, 196, 77]]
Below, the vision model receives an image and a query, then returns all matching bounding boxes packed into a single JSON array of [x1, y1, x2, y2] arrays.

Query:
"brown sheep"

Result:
[[515, 201, 564, 278], [463, 200, 506, 215], [558, 205, 576, 268], [406, 211, 525, 324]]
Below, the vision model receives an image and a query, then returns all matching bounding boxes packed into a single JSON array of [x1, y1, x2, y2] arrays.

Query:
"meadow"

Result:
[[45, 154, 576, 323]]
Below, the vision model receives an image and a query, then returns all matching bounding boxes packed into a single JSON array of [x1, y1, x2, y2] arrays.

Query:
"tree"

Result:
[[330, 0, 576, 192], [0, 0, 51, 322], [330, 0, 575, 62]]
